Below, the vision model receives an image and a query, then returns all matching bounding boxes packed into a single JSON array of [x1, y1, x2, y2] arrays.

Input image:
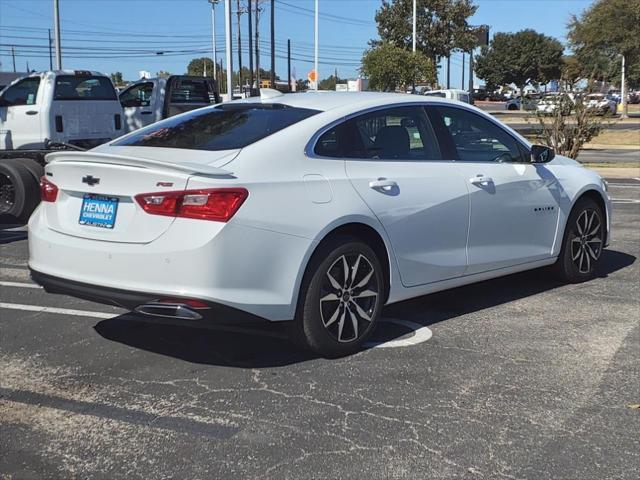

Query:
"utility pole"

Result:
[[224, 0, 233, 101], [255, 1, 261, 88], [412, 0, 416, 52], [48, 29, 53, 70], [53, 0, 62, 69], [236, 0, 243, 89], [468, 48, 474, 105], [11, 46, 16, 72], [209, 0, 218, 81], [620, 54, 628, 119], [461, 53, 465, 89], [314, 0, 318, 90], [270, 0, 275, 87], [248, 0, 253, 88], [446, 56, 450, 89], [287, 39, 291, 92]]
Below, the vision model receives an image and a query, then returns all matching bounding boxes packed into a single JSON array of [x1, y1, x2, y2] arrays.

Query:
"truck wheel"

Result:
[[0, 159, 41, 224], [16, 157, 45, 183]]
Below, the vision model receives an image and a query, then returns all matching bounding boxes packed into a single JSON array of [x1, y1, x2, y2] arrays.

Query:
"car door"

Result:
[[0, 76, 43, 149], [427, 105, 561, 275], [119, 81, 155, 133], [315, 105, 470, 287]]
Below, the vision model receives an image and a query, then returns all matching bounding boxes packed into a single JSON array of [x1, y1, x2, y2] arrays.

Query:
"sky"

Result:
[[0, 0, 594, 88]]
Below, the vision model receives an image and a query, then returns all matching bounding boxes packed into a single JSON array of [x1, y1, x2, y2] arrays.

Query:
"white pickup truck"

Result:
[[118, 75, 220, 132], [0, 70, 124, 223]]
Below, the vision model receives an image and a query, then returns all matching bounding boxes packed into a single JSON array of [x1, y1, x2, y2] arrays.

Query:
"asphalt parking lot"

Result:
[[1, 178, 639, 480]]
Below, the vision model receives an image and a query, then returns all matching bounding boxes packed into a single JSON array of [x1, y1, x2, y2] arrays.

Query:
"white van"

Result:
[[423, 89, 471, 103], [0, 70, 123, 223]]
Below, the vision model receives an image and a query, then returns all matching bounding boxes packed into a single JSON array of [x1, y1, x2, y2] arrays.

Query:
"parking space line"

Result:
[[611, 198, 640, 204], [0, 302, 115, 319], [365, 318, 433, 349], [0, 281, 41, 289]]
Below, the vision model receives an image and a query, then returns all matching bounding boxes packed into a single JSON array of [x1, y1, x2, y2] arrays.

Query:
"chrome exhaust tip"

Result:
[[135, 303, 203, 321]]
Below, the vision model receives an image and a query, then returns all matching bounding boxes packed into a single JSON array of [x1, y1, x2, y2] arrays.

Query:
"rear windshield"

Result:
[[113, 103, 320, 151], [54, 75, 117, 101]]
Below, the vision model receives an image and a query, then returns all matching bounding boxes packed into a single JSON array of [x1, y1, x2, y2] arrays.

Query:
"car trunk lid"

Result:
[[41, 150, 235, 243]]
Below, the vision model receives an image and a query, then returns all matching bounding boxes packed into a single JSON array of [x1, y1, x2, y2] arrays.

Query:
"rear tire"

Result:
[[288, 236, 385, 357], [0, 159, 41, 224], [17, 158, 45, 183], [553, 197, 605, 283]]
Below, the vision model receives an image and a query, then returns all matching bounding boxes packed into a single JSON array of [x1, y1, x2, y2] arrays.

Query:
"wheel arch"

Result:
[[571, 187, 610, 245], [297, 219, 396, 309]]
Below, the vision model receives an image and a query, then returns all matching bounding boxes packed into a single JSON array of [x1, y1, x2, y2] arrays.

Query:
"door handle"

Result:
[[26, 110, 38, 115], [469, 175, 493, 185], [369, 178, 398, 191], [140, 111, 152, 115]]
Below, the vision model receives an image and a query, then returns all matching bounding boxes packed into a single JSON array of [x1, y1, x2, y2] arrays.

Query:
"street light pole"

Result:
[[412, 0, 416, 53], [224, 0, 233, 101], [53, 0, 62, 69], [620, 54, 628, 119], [209, 0, 218, 81], [314, 0, 318, 90]]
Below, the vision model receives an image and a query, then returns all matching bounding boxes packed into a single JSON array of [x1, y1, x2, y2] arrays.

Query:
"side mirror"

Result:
[[531, 144, 555, 163]]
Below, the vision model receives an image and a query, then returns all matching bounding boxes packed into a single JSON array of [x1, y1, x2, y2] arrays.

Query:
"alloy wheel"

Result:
[[319, 253, 379, 343], [570, 209, 603, 274]]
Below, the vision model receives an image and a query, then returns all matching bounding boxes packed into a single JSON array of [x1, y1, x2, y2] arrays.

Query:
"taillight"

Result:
[[134, 188, 248, 222], [40, 176, 58, 202]]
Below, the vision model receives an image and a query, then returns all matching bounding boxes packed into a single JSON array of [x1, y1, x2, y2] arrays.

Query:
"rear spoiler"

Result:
[[45, 151, 234, 176]]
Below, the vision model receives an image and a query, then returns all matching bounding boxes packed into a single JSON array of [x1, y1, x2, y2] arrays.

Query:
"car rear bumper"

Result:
[[30, 268, 269, 324], [28, 208, 314, 321]]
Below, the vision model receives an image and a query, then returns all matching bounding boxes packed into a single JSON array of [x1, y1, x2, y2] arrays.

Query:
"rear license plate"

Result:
[[79, 194, 119, 229]]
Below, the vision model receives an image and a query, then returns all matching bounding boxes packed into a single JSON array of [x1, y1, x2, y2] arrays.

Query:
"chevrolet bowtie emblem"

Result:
[[82, 175, 100, 186]]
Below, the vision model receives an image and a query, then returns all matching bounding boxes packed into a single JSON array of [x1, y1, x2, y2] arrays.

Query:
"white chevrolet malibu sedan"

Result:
[[29, 91, 611, 357]]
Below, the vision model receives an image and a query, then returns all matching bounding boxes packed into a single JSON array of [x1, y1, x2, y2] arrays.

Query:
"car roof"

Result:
[[231, 91, 457, 112]]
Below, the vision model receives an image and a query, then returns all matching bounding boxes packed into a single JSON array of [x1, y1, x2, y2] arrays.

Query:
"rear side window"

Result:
[[54, 76, 117, 101], [1, 77, 41, 106], [170, 79, 213, 104], [113, 103, 319, 151], [315, 106, 441, 160]]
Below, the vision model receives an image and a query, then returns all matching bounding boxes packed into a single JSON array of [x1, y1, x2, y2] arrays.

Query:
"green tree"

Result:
[[361, 43, 436, 92], [568, 0, 640, 113], [110, 71, 123, 85], [186, 57, 215, 77], [373, 0, 478, 65], [156, 70, 171, 78], [296, 79, 309, 92], [318, 74, 342, 91], [474, 30, 564, 109], [561, 56, 582, 90]]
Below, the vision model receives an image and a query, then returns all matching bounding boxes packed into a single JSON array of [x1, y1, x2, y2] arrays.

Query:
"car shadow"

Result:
[[94, 249, 635, 368], [0, 224, 27, 244]]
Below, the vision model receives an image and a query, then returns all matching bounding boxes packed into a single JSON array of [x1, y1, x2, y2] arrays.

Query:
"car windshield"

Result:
[[113, 103, 320, 151]]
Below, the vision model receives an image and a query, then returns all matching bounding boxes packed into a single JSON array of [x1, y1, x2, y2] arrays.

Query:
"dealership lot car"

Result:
[[28, 91, 611, 357]]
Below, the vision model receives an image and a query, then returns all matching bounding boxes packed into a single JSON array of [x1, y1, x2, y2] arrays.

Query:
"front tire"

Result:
[[288, 237, 385, 357], [554, 197, 605, 283]]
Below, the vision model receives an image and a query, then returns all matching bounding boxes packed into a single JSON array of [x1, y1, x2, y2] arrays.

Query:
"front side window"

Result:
[[429, 106, 524, 163], [120, 82, 154, 107], [54, 76, 117, 101], [113, 103, 319, 151], [1, 77, 41, 106], [314, 106, 441, 160]]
